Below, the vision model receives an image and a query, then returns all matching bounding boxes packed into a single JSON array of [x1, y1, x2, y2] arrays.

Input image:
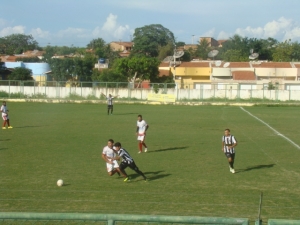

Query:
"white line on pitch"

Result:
[[240, 107, 300, 150]]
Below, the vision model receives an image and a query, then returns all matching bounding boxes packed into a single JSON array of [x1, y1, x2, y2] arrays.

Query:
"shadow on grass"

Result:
[[0, 148, 8, 150], [148, 146, 188, 153], [0, 139, 10, 141], [127, 170, 170, 181], [115, 113, 139, 115], [14, 125, 46, 129], [237, 164, 275, 173]]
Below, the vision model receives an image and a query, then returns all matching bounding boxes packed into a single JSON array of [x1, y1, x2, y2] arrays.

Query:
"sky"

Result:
[[1, 0, 300, 47]]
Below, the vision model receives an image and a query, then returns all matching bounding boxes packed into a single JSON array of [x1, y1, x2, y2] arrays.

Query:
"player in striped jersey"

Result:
[[113, 142, 147, 181], [101, 93, 118, 115], [102, 139, 129, 181], [136, 115, 149, 153], [222, 128, 238, 174]]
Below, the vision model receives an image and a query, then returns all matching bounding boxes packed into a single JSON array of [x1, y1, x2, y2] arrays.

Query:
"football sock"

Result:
[[229, 162, 234, 168], [139, 143, 142, 151], [3, 121, 6, 127], [7, 120, 10, 126], [142, 143, 147, 148]]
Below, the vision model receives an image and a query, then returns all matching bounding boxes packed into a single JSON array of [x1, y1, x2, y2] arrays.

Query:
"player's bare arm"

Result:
[[102, 154, 113, 164]]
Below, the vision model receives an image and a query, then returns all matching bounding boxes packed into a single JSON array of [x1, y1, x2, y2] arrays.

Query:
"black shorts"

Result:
[[120, 161, 138, 171], [107, 105, 113, 109], [225, 153, 235, 159]]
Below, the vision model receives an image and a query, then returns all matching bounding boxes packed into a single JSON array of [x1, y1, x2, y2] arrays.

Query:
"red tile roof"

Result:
[[179, 62, 210, 67], [226, 62, 251, 68], [232, 71, 256, 80], [252, 62, 292, 68]]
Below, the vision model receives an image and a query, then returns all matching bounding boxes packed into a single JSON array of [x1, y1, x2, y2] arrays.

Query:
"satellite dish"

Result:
[[163, 56, 174, 62], [174, 50, 184, 58], [223, 62, 230, 68], [249, 53, 259, 60], [215, 60, 222, 67], [208, 50, 219, 58]]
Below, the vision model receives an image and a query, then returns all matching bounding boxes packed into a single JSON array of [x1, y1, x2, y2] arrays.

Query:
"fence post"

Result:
[[8, 80, 11, 98]]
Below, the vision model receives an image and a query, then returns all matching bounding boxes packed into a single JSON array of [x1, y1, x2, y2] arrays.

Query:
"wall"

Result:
[[1, 85, 300, 101]]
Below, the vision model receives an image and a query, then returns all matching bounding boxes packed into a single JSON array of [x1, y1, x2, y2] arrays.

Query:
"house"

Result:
[[109, 42, 133, 57], [159, 60, 300, 90]]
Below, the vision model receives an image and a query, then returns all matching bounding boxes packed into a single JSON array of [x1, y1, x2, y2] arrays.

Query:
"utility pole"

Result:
[[173, 44, 176, 82]]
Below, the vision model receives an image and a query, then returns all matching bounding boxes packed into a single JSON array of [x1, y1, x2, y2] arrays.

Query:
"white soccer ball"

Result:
[[57, 179, 64, 187]]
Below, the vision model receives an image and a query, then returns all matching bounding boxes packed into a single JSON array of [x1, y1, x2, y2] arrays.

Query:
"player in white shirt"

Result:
[[102, 139, 129, 181], [136, 115, 149, 153], [0, 101, 13, 129]]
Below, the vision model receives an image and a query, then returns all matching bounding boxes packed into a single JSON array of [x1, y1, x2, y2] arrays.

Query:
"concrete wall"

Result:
[[1, 85, 300, 101]]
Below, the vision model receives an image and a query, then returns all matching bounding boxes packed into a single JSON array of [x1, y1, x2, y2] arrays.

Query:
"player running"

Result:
[[113, 142, 147, 181], [102, 139, 129, 182], [1, 101, 13, 129], [222, 128, 238, 174], [136, 115, 149, 153]]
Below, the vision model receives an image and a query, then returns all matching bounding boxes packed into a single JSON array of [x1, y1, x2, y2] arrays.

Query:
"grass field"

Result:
[[0, 102, 300, 224]]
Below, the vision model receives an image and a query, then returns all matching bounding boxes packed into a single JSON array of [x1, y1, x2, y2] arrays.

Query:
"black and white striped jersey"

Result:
[[118, 148, 134, 164], [106, 97, 114, 105], [222, 135, 237, 154]]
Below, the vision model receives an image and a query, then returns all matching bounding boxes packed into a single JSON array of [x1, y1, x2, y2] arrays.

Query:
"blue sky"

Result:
[[1, 0, 300, 47]]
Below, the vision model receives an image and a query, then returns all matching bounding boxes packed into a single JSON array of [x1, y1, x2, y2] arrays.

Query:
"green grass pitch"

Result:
[[0, 102, 300, 223]]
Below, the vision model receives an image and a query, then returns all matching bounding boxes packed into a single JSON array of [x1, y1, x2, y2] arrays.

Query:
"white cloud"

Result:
[[201, 29, 216, 38], [30, 28, 50, 39], [0, 19, 7, 27], [232, 17, 300, 42], [56, 27, 89, 38], [0, 25, 26, 36], [93, 13, 131, 41], [217, 31, 231, 40], [102, 13, 118, 32]]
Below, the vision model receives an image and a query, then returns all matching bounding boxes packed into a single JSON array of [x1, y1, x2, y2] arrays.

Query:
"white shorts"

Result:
[[137, 133, 145, 141], [2, 114, 8, 121], [106, 160, 119, 172]]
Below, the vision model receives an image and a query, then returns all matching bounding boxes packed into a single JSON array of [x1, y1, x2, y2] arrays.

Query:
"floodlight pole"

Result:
[[173, 44, 176, 83]]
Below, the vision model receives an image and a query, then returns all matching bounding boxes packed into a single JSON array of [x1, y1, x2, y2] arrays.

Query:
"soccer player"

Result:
[[222, 128, 238, 174], [113, 142, 147, 181], [101, 93, 118, 115], [136, 115, 149, 153], [1, 101, 13, 129], [102, 139, 129, 182]]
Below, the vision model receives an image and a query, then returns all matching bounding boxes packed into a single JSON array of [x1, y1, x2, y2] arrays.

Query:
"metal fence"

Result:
[[0, 212, 250, 225], [1, 81, 300, 102]]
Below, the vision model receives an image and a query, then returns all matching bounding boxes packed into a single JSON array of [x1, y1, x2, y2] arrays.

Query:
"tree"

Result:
[[92, 69, 128, 85], [8, 67, 33, 80], [219, 35, 249, 60], [157, 41, 174, 61], [0, 34, 40, 55], [196, 38, 210, 60], [86, 38, 120, 67], [131, 24, 175, 57], [175, 41, 185, 47], [222, 49, 248, 62], [113, 56, 160, 83], [15, 57, 41, 62], [272, 41, 293, 62]]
